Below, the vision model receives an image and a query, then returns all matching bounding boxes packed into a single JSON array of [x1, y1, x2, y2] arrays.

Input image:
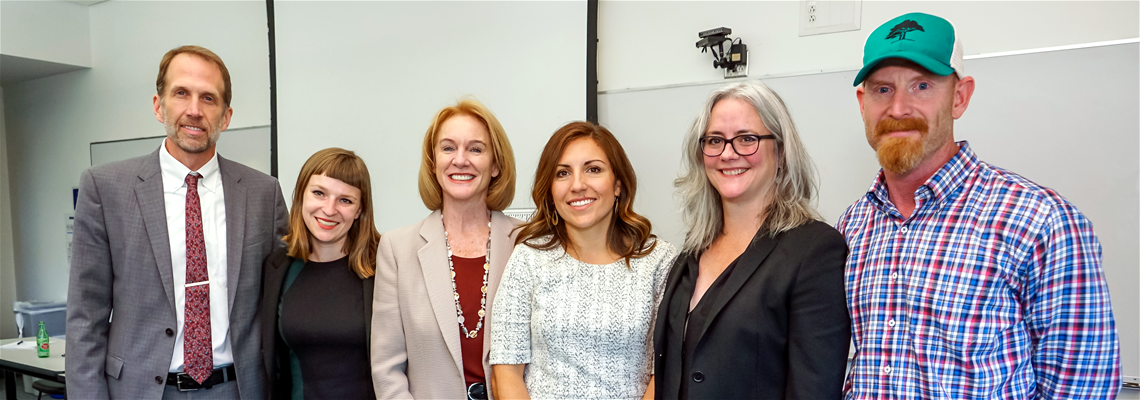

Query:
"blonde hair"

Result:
[[675, 81, 821, 254], [283, 148, 381, 279], [417, 98, 516, 211]]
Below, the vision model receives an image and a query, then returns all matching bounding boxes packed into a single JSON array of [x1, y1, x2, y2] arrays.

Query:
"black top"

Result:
[[663, 257, 739, 400], [279, 256, 375, 400]]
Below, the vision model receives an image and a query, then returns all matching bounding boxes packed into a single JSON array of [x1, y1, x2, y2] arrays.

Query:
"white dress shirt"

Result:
[[158, 139, 234, 372]]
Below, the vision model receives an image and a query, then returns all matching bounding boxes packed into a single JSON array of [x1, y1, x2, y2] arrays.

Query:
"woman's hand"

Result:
[[641, 375, 655, 400], [490, 364, 530, 400]]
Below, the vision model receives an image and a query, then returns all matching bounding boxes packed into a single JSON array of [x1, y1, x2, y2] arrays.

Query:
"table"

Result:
[[0, 337, 66, 400]]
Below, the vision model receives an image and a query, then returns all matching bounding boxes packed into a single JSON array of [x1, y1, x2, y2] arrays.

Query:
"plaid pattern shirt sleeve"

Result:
[[1026, 197, 1118, 398], [838, 142, 1119, 400]]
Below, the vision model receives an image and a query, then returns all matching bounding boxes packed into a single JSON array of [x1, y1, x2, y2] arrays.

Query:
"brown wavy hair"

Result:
[[514, 121, 656, 267], [417, 98, 516, 211], [283, 148, 381, 279]]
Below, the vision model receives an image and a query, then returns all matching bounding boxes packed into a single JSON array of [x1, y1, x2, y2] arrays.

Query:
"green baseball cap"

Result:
[[853, 12, 964, 86]]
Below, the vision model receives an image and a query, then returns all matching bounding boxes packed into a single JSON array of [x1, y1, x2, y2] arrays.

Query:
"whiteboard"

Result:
[[89, 125, 272, 175], [600, 43, 1140, 376]]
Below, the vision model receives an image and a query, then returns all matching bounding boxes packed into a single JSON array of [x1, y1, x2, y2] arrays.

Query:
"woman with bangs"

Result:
[[653, 81, 849, 399], [371, 99, 519, 400], [490, 121, 677, 399], [260, 147, 381, 400]]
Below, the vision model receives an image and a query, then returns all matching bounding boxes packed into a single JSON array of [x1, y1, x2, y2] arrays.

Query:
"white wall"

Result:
[[0, 86, 18, 339], [0, 0, 91, 67], [599, 1, 1140, 91], [274, 1, 587, 232], [3, 0, 269, 302], [597, 0, 1140, 381]]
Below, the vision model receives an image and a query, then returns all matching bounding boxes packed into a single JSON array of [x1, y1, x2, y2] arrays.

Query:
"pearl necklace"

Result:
[[443, 216, 491, 339]]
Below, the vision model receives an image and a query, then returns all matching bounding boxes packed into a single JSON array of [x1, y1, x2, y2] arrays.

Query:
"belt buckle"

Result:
[[466, 382, 487, 400], [175, 373, 199, 392]]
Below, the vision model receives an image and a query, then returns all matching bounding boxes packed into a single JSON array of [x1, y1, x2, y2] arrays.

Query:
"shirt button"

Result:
[[890, 272, 898, 281], [900, 226, 909, 233], [692, 372, 705, 382], [882, 366, 892, 374], [888, 319, 896, 327]]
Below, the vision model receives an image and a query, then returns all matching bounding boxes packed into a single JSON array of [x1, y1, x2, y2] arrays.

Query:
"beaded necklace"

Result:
[[443, 215, 492, 339]]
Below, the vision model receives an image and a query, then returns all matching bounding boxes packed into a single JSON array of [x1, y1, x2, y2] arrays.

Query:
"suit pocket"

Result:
[[105, 354, 124, 380]]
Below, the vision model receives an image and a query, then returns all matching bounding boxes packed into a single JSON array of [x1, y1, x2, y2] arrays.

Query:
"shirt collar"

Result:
[[866, 140, 979, 211], [159, 138, 221, 194]]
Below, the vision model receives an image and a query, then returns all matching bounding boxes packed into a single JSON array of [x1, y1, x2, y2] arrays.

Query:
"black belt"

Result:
[[166, 365, 237, 391], [467, 382, 487, 400]]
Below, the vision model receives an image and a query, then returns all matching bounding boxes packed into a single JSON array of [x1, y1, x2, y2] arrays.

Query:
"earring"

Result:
[[547, 205, 559, 226]]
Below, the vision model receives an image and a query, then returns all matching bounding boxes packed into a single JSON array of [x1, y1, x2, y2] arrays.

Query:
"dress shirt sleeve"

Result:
[[785, 224, 852, 399], [489, 245, 535, 365], [1026, 203, 1119, 399], [646, 241, 678, 375], [65, 169, 113, 399], [370, 233, 416, 399]]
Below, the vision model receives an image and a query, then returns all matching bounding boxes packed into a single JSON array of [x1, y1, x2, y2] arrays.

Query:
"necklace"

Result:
[[443, 214, 492, 339]]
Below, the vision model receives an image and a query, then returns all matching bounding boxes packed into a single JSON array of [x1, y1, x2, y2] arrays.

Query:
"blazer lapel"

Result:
[[219, 156, 248, 313], [654, 250, 691, 354], [417, 210, 464, 376], [363, 276, 374, 347], [136, 150, 176, 311], [693, 231, 778, 344]]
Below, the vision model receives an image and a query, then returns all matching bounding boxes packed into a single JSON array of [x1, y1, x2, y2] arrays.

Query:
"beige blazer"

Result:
[[371, 210, 521, 399]]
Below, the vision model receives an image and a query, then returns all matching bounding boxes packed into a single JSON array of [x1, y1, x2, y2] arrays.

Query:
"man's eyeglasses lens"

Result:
[[700, 134, 774, 157]]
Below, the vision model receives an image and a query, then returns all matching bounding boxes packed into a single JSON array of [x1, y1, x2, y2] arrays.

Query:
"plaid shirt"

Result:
[[837, 141, 1119, 399]]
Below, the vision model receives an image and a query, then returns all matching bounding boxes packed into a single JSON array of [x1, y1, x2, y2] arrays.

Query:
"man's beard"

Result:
[[162, 105, 222, 154], [871, 117, 929, 174]]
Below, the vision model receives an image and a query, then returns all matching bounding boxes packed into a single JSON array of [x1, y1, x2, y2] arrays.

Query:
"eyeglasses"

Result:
[[698, 134, 776, 157]]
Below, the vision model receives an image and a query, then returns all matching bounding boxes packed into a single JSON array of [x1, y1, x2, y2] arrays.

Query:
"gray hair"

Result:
[[674, 80, 821, 254]]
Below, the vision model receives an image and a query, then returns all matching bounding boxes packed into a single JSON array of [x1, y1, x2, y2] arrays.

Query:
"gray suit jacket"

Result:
[[66, 148, 288, 399], [370, 210, 520, 399]]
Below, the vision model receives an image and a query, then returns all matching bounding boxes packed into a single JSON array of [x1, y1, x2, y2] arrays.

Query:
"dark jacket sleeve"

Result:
[[784, 223, 851, 399]]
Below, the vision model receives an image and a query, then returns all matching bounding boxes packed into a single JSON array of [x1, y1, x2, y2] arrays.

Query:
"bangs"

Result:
[[309, 154, 369, 192]]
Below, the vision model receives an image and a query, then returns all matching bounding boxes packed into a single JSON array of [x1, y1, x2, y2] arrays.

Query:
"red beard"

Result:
[[874, 118, 929, 174]]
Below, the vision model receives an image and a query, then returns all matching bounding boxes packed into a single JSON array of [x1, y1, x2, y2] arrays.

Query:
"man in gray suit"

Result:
[[66, 45, 288, 399]]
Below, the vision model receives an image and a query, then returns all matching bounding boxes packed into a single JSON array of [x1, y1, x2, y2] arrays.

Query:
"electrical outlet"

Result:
[[724, 54, 749, 78], [800, 0, 862, 37]]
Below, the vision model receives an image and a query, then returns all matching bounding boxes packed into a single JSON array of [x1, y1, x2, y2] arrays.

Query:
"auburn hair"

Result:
[[283, 148, 380, 279], [514, 121, 656, 267]]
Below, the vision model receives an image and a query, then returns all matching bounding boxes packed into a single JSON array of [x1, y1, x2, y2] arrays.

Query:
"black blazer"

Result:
[[653, 220, 851, 400], [258, 247, 375, 400]]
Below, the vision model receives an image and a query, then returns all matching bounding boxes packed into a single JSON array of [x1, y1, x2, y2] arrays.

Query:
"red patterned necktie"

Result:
[[184, 172, 212, 384]]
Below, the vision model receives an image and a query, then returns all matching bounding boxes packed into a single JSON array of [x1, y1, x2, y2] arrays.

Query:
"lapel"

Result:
[[482, 211, 518, 362], [654, 249, 691, 354], [416, 210, 464, 376], [363, 276, 374, 346], [135, 149, 177, 311], [219, 156, 248, 313], [693, 229, 778, 345]]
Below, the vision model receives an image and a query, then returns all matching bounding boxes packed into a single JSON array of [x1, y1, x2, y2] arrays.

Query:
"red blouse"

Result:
[[452, 255, 488, 386]]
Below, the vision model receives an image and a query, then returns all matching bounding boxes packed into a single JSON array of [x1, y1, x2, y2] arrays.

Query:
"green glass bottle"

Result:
[[36, 321, 49, 358]]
